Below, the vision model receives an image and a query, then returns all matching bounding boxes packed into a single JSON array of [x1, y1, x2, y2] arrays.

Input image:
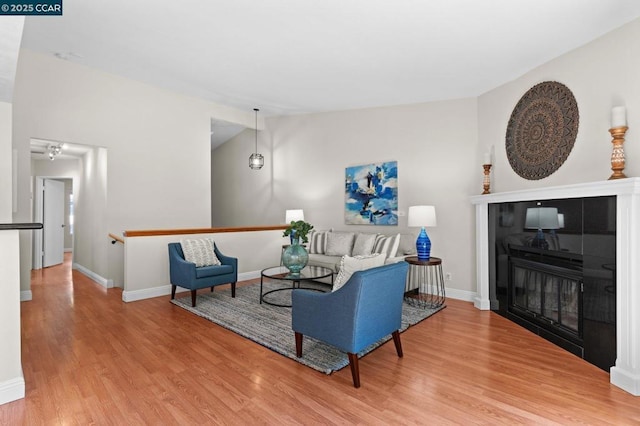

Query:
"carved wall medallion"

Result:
[[505, 81, 579, 180]]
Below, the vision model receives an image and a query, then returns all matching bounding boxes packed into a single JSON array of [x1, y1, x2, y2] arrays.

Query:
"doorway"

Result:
[[33, 177, 69, 269]]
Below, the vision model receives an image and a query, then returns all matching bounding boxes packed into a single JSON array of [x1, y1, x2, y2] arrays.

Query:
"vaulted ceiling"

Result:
[[13, 0, 640, 148]]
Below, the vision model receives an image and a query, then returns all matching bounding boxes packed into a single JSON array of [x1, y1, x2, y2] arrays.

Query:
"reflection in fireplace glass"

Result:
[[511, 261, 581, 336]]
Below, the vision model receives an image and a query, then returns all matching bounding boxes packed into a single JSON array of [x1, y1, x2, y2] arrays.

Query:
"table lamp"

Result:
[[408, 205, 437, 260], [285, 209, 305, 243], [525, 207, 559, 249]]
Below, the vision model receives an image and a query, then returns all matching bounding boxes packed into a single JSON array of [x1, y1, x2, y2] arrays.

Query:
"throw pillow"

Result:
[[180, 238, 221, 267], [332, 253, 386, 292], [308, 230, 331, 254], [372, 233, 401, 258], [351, 233, 377, 256], [325, 232, 356, 256]]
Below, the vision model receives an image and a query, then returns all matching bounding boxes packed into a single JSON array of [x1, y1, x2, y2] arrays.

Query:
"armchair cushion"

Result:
[[195, 264, 234, 279], [180, 238, 221, 267]]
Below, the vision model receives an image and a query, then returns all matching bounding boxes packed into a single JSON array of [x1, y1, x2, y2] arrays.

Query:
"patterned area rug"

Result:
[[171, 281, 445, 374]]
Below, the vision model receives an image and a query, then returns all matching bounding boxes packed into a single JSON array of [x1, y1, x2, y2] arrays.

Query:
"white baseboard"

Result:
[[122, 285, 174, 302], [238, 271, 260, 281], [445, 287, 476, 303], [122, 271, 262, 303], [611, 366, 640, 396], [0, 375, 25, 405], [20, 290, 32, 302], [73, 263, 114, 288]]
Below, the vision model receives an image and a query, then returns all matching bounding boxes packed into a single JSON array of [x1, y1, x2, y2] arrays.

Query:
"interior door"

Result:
[[43, 178, 65, 267]]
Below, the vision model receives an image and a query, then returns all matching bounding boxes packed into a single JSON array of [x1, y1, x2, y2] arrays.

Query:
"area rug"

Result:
[[171, 281, 445, 374]]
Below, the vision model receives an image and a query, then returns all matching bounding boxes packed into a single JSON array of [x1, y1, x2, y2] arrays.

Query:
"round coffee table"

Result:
[[260, 265, 334, 307]]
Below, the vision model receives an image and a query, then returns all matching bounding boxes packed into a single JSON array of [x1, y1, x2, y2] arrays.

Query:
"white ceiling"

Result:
[[15, 0, 640, 147]]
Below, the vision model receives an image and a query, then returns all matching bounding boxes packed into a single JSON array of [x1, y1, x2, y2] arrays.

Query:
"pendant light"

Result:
[[249, 108, 264, 170]]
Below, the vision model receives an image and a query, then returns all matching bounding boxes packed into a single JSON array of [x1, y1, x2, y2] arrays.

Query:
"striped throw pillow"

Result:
[[372, 233, 401, 259], [180, 238, 221, 267], [308, 230, 331, 254]]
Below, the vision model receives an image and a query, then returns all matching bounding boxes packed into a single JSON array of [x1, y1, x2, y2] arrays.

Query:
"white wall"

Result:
[[0, 101, 25, 405], [12, 49, 253, 293], [0, 16, 26, 406], [478, 17, 640, 192], [0, 103, 13, 220], [213, 99, 480, 295]]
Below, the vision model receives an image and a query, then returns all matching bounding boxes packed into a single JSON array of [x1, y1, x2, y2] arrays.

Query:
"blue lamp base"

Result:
[[416, 227, 431, 260]]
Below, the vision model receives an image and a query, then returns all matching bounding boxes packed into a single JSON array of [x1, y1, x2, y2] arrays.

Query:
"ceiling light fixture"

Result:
[[249, 108, 264, 170], [48, 143, 64, 161]]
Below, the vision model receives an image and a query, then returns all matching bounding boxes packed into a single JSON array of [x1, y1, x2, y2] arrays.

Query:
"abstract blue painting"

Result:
[[345, 161, 398, 225]]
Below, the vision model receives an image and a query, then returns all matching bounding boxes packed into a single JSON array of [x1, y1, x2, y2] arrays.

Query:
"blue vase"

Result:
[[416, 227, 431, 260], [282, 238, 309, 273]]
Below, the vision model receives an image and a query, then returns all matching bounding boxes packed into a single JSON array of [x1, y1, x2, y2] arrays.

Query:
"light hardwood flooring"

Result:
[[1, 254, 639, 425]]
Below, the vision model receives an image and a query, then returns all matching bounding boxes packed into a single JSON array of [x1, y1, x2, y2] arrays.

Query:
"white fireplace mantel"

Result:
[[470, 178, 640, 396]]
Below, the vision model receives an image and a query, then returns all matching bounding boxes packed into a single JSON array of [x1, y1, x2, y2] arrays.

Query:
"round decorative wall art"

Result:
[[505, 81, 579, 180]]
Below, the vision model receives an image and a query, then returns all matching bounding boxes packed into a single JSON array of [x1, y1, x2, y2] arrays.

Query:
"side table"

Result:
[[404, 256, 446, 308]]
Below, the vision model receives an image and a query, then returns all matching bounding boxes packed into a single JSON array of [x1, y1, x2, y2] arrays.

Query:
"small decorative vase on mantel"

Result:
[[282, 237, 309, 274]]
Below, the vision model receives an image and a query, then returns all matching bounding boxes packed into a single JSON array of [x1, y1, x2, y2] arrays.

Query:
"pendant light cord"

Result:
[[254, 108, 259, 153]]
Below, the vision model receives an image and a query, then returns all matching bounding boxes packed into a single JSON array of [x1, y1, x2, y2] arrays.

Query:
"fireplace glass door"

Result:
[[510, 258, 582, 339]]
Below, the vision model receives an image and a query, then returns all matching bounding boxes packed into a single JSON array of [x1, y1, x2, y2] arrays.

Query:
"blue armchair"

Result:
[[292, 261, 409, 388], [168, 242, 238, 307]]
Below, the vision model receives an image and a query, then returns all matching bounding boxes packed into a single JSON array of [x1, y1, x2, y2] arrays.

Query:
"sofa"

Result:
[[305, 230, 416, 273]]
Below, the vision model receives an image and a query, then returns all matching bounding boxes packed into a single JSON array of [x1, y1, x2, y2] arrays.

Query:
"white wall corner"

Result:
[[72, 262, 113, 288], [0, 374, 25, 406], [20, 290, 32, 302]]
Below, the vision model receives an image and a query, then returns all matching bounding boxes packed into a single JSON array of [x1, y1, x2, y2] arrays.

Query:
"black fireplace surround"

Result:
[[489, 196, 616, 371]]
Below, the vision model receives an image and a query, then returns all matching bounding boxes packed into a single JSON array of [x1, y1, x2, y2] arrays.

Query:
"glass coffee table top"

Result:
[[260, 265, 334, 307]]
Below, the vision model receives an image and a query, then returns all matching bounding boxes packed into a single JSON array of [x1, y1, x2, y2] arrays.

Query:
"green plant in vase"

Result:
[[283, 220, 314, 244], [282, 220, 314, 273]]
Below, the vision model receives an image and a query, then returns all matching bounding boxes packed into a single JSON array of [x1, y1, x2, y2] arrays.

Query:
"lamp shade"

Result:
[[285, 209, 304, 223], [408, 205, 437, 227], [557, 213, 565, 229], [525, 207, 559, 230]]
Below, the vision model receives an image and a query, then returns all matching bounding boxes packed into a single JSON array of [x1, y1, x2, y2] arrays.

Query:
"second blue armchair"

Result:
[[168, 242, 238, 307]]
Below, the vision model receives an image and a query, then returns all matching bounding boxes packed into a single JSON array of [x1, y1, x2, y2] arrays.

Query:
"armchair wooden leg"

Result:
[[191, 290, 197, 307], [211, 286, 214, 292], [171, 285, 176, 300], [392, 330, 403, 358], [347, 353, 361, 388], [295, 332, 303, 357], [231, 282, 236, 298]]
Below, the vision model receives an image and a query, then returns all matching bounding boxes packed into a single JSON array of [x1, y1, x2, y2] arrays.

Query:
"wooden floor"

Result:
[[1, 254, 639, 425]]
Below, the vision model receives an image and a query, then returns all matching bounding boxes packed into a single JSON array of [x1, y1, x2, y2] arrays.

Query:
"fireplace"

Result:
[[471, 179, 640, 396], [488, 196, 615, 371]]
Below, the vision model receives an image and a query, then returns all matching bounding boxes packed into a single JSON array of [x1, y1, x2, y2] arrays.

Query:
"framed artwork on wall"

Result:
[[345, 161, 398, 225]]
